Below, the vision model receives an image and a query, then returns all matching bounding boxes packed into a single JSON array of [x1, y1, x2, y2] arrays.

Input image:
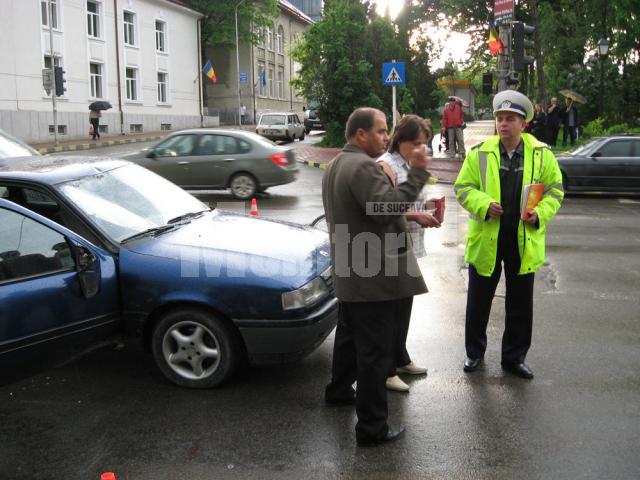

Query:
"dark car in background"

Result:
[[122, 129, 298, 200], [557, 135, 640, 193], [0, 156, 337, 388], [304, 108, 324, 133]]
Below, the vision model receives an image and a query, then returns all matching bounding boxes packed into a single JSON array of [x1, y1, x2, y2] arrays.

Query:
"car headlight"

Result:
[[282, 267, 331, 311]]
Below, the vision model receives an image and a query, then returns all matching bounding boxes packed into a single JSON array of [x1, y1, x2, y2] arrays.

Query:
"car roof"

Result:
[[0, 155, 130, 185]]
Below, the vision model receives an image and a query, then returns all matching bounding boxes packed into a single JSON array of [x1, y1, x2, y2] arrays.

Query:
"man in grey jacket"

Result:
[[322, 107, 431, 446]]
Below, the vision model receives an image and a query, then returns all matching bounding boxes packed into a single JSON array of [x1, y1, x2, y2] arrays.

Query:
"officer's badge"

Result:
[[501, 100, 512, 109]]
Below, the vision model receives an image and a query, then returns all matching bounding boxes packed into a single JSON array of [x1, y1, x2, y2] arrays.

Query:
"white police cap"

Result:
[[493, 90, 534, 122]]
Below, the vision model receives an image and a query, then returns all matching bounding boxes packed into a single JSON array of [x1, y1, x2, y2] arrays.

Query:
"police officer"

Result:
[[454, 90, 564, 379]]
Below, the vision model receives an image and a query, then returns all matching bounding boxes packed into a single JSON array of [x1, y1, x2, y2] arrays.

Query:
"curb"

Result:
[[35, 135, 167, 155]]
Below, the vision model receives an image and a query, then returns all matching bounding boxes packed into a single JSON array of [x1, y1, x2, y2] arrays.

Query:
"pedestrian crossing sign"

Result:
[[382, 62, 405, 85]]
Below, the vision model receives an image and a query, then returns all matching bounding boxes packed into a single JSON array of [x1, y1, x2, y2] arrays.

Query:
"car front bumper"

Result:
[[234, 296, 338, 364]]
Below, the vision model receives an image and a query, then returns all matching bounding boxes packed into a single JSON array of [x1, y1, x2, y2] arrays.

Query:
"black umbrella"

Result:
[[88, 101, 113, 111]]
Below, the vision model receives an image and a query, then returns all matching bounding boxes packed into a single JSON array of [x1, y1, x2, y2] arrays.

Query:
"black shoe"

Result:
[[356, 425, 406, 447], [501, 362, 534, 379], [463, 357, 482, 372]]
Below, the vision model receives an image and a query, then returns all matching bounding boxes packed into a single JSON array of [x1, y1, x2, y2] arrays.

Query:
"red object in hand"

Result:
[[433, 197, 445, 223], [101, 473, 116, 480]]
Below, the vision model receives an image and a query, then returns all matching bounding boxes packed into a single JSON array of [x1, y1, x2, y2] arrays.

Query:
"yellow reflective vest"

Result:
[[454, 133, 564, 277]]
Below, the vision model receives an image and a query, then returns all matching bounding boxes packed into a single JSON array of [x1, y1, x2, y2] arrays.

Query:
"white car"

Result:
[[256, 112, 305, 142]]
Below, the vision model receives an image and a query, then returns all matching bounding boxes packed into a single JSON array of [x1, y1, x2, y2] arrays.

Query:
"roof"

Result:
[[278, 0, 314, 25], [0, 156, 130, 186]]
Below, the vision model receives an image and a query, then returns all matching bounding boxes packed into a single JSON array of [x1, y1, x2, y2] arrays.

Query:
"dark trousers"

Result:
[[90, 118, 100, 139], [390, 297, 412, 376], [325, 297, 412, 441], [562, 125, 577, 146], [465, 235, 535, 364], [546, 125, 560, 146]]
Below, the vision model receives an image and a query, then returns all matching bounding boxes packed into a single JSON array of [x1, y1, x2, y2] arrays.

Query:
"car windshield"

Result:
[[0, 129, 40, 158], [58, 164, 209, 242], [260, 115, 285, 125], [571, 139, 601, 156]]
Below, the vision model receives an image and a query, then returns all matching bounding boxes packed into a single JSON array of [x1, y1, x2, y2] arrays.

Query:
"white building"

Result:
[[205, 0, 313, 125], [0, 0, 205, 142]]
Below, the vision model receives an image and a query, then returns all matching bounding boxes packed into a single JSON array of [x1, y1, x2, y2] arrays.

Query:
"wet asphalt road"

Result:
[[1, 151, 640, 479]]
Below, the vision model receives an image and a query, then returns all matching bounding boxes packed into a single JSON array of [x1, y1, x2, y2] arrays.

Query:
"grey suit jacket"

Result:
[[322, 144, 429, 302]]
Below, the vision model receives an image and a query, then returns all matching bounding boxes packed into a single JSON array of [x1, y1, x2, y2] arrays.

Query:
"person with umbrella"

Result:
[[559, 90, 584, 147], [88, 101, 112, 141]]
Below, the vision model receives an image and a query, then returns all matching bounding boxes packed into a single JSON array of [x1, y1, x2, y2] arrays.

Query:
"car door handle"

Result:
[[223, 158, 235, 162], [178, 161, 190, 165]]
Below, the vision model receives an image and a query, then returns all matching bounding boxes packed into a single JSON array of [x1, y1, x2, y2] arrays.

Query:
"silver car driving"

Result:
[[122, 129, 298, 199], [256, 112, 305, 142]]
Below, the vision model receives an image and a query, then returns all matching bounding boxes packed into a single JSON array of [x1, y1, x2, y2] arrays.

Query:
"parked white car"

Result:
[[256, 112, 305, 142]]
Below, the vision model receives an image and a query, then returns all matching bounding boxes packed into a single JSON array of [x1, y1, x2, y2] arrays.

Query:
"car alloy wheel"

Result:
[[151, 308, 240, 388], [230, 173, 257, 200]]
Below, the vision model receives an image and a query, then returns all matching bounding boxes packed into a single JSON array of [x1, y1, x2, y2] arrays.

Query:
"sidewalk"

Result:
[[29, 124, 259, 155], [296, 120, 496, 184]]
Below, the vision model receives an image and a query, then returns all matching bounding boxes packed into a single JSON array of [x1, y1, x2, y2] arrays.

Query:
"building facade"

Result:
[[205, 0, 313, 125], [0, 0, 204, 142]]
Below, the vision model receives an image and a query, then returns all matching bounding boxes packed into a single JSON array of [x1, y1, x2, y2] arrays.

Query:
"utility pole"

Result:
[[497, 25, 510, 93], [235, 0, 246, 126], [48, 0, 59, 147]]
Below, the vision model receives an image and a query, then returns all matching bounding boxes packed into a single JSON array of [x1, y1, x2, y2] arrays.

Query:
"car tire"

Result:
[[229, 173, 257, 200], [151, 308, 241, 388], [300, 131, 305, 141]]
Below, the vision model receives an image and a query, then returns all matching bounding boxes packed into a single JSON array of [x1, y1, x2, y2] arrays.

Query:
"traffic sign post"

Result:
[[239, 71, 248, 84], [382, 61, 405, 129]]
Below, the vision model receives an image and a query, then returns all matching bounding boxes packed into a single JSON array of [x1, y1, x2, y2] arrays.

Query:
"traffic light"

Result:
[[482, 72, 493, 95], [512, 22, 535, 71], [54, 66, 66, 96]]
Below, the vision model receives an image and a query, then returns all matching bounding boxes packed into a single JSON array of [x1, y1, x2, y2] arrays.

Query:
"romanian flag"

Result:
[[488, 28, 504, 55], [202, 60, 217, 83]]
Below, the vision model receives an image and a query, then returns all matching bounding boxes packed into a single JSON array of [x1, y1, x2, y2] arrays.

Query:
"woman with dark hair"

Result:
[[376, 114, 441, 393]]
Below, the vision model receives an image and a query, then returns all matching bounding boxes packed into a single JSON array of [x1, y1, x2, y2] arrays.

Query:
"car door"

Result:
[[188, 134, 246, 188], [293, 114, 304, 137], [591, 139, 634, 190], [142, 134, 198, 187], [0, 199, 120, 380]]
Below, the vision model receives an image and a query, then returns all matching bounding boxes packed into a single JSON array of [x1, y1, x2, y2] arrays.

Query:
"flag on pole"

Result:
[[202, 60, 217, 83], [488, 28, 504, 55]]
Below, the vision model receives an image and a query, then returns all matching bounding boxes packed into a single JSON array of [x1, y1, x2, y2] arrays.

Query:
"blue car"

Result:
[[0, 156, 336, 388]]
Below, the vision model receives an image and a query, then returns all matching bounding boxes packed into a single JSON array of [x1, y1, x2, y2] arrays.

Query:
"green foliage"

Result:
[[190, 0, 278, 49], [581, 118, 606, 138]]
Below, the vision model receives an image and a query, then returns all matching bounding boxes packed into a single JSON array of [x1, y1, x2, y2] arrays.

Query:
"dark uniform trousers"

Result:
[[325, 297, 413, 441], [465, 233, 535, 364]]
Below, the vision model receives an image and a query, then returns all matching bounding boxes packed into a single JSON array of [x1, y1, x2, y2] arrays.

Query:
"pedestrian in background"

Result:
[[322, 107, 431, 446], [530, 103, 547, 141], [545, 97, 561, 146], [89, 110, 101, 140], [561, 97, 579, 146], [442, 97, 466, 158], [240, 104, 247, 125], [376, 115, 440, 393], [454, 90, 564, 379]]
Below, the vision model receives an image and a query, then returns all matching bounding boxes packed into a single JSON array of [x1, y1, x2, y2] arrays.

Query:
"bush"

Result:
[[605, 123, 630, 135], [581, 118, 606, 138]]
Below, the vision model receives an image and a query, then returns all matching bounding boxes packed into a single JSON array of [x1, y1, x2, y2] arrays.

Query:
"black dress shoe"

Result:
[[463, 357, 482, 372], [356, 425, 406, 447], [501, 362, 534, 379]]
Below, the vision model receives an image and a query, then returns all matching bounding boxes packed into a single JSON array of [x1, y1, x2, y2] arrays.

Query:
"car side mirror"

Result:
[[592, 151, 602, 159], [146, 150, 156, 159], [71, 243, 101, 298]]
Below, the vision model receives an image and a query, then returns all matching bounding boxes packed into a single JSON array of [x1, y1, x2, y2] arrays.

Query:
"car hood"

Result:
[[126, 210, 332, 287]]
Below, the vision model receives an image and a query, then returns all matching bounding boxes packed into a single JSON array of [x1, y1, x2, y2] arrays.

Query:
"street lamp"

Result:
[[235, 0, 247, 126], [597, 37, 609, 118]]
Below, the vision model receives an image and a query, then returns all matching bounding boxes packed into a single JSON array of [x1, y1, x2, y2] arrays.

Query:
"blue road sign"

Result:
[[382, 62, 405, 86], [239, 71, 248, 84]]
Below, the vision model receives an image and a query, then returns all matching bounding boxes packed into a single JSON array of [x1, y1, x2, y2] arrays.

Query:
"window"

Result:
[[267, 28, 273, 51], [155, 20, 166, 52], [130, 124, 143, 133], [0, 208, 74, 282], [258, 62, 266, 97], [123, 11, 136, 46], [197, 135, 239, 156], [49, 125, 68, 135], [277, 26, 284, 53], [90, 63, 103, 98], [154, 135, 196, 157], [87, 1, 100, 38], [598, 140, 633, 157], [43, 55, 61, 70], [125, 67, 138, 101], [41, 0, 58, 29], [277, 66, 284, 99], [268, 65, 274, 97], [160, 123, 172, 131], [157, 72, 167, 103], [257, 27, 265, 48]]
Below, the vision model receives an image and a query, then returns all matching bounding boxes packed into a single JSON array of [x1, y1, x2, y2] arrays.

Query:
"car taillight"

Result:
[[270, 153, 289, 166]]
